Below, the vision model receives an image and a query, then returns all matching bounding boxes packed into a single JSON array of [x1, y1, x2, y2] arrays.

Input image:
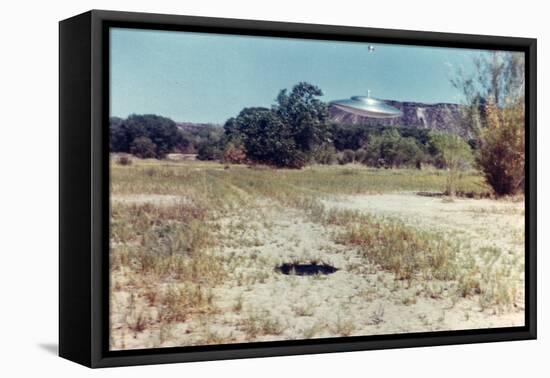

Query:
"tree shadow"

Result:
[[38, 343, 58, 356]]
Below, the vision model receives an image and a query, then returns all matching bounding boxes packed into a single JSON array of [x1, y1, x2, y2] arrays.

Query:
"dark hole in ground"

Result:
[[276, 262, 338, 276]]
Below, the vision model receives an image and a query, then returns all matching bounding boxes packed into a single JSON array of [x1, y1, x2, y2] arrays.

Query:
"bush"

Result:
[[450, 51, 525, 196], [223, 143, 248, 164], [354, 148, 368, 164], [365, 129, 425, 168], [330, 124, 432, 153], [130, 137, 157, 159], [429, 131, 474, 195], [338, 149, 355, 165], [311, 144, 337, 165], [115, 155, 132, 166], [478, 99, 525, 196]]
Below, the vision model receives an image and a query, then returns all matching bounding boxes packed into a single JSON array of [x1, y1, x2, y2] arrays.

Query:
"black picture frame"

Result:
[[59, 9, 537, 368]]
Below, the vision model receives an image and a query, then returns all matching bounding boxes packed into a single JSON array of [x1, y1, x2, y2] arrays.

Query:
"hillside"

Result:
[[175, 100, 469, 138], [176, 121, 223, 133], [329, 100, 470, 138]]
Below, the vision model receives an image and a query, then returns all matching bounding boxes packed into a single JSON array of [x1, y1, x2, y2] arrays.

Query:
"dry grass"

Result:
[[334, 215, 459, 281], [110, 158, 523, 349], [240, 310, 284, 339]]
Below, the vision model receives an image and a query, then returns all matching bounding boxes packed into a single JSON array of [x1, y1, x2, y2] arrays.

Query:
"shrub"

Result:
[[130, 137, 157, 159], [338, 149, 355, 165], [429, 132, 474, 195], [115, 155, 132, 166], [477, 99, 525, 196], [450, 51, 525, 196], [223, 143, 248, 164], [365, 129, 425, 168], [354, 148, 368, 164], [311, 144, 337, 165]]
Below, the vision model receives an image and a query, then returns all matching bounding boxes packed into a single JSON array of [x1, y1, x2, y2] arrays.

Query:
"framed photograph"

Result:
[[59, 10, 536, 368]]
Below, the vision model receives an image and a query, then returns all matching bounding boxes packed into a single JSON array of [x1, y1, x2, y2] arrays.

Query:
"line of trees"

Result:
[[109, 111, 473, 173], [109, 100, 475, 177]]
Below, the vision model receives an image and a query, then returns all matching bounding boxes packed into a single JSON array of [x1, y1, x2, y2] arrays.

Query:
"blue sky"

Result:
[[110, 27, 492, 124]]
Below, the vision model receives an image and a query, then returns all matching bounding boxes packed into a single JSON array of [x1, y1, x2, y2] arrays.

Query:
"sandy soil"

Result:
[[322, 193, 525, 253], [111, 192, 525, 350]]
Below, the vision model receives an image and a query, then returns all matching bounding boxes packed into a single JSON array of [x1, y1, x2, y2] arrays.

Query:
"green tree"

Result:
[[274, 82, 330, 155], [429, 132, 474, 196], [109, 114, 181, 158], [225, 107, 305, 168], [224, 82, 329, 168], [196, 127, 225, 161]]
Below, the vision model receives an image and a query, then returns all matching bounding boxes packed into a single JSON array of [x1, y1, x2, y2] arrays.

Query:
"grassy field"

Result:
[[109, 159, 524, 350]]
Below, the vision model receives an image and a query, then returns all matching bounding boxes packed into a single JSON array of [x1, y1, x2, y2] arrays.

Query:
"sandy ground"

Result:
[[111, 191, 525, 350], [322, 193, 525, 253]]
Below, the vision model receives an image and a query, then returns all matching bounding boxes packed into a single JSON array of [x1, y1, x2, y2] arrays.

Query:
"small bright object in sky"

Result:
[[368, 45, 375, 52]]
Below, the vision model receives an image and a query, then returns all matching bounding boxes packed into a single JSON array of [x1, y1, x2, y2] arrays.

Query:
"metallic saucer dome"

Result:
[[330, 95, 403, 119]]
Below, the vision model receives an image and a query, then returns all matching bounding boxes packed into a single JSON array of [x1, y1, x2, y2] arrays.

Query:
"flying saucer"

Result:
[[330, 93, 402, 119]]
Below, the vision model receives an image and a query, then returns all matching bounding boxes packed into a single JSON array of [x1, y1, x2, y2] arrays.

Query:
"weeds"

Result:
[[241, 311, 284, 339], [334, 316, 355, 336], [158, 284, 216, 323], [335, 214, 459, 281], [369, 305, 385, 325]]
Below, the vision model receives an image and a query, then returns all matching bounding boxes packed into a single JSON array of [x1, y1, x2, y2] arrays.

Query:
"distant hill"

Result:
[[176, 122, 223, 133], [329, 100, 471, 138], [175, 100, 471, 141]]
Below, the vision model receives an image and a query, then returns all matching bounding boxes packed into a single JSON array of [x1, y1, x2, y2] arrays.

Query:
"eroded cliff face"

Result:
[[330, 100, 471, 138]]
